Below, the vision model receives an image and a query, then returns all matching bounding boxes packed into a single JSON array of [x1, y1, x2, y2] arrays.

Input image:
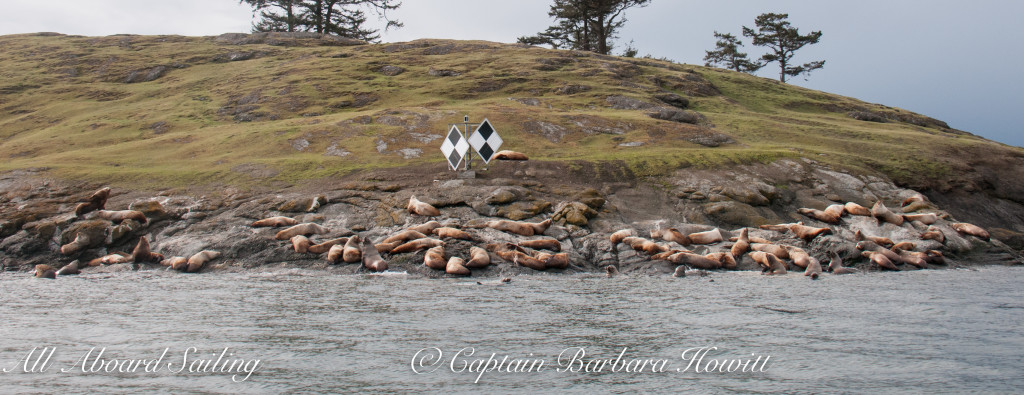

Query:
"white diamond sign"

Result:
[[468, 118, 502, 164], [440, 125, 469, 170]]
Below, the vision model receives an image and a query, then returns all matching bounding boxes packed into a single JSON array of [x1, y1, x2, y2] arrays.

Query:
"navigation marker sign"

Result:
[[468, 118, 502, 164], [440, 125, 469, 170]]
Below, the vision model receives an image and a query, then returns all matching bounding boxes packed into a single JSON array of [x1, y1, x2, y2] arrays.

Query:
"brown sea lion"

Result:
[[951, 222, 990, 240], [650, 250, 683, 260], [827, 251, 856, 274], [383, 229, 428, 245], [342, 235, 362, 263], [538, 252, 569, 270], [94, 210, 148, 224], [434, 227, 472, 240], [921, 226, 946, 244], [704, 252, 737, 270], [56, 261, 81, 276], [374, 241, 400, 254], [730, 228, 751, 258], [855, 230, 895, 248], [528, 219, 553, 235], [856, 241, 903, 263], [844, 202, 871, 216], [489, 245, 547, 270], [804, 256, 822, 279], [610, 229, 635, 245], [729, 235, 772, 244], [424, 246, 447, 270], [35, 264, 57, 279], [668, 251, 721, 270], [688, 228, 724, 245], [74, 187, 111, 217], [407, 195, 440, 217], [493, 150, 528, 161], [485, 220, 536, 236], [327, 245, 344, 263], [519, 238, 561, 251], [892, 247, 928, 269], [275, 223, 329, 240], [786, 246, 812, 269], [361, 238, 387, 272], [789, 223, 832, 242], [797, 206, 842, 224], [902, 194, 925, 207], [750, 251, 786, 275], [408, 221, 442, 235], [605, 265, 619, 277], [892, 241, 916, 251], [391, 238, 445, 254], [89, 252, 131, 266], [650, 228, 692, 246], [161, 256, 187, 269], [465, 246, 491, 268], [186, 250, 220, 273], [925, 250, 946, 265], [290, 235, 312, 253], [621, 236, 669, 255], [871, 201, 904, 226], [307, 237, 349, 254], [759, 223, 794, 233], [862, 250, 898, 271], [60, 233, 91, 255], [131, 236, 164, 263], [251, 216, 298, 227], [902, 213, 938, 225], [750, 243, 790, 260], [446, 257, 471, 276], [902, 195, 931, 213]]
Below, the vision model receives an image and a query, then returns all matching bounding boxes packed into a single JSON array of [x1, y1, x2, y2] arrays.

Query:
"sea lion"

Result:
[[902, 195, 931, 213], [951, 222, 990, 240], [902, 213, 938, 225], [759, 223, 793, 233], [892, 247, 928, 269], [74, 187, 111, 217], [361, 238, 387, 272], [610, 229, 635, 245], [391, 238, 444, 254], [844, 202, 871, 216], [186, 250, 220, 273], [902, 194, 926, 208], [797, 206, 843, 224], [94, 210, 148, 224], [519, 238, 561, 251], [485, 220, 536, 236], [290, 235, 312, 253], [374, 241, 400, 254], [88, 253, 131, 266], [131, 236, 164, 263], [731, 228, 750, 258], [750, 251, 786, 275], [650, 250, 683, 260], [307, 237, 349, 254], [383, 230, 428, 245], [650, 228, 692, 246], [673, 265, 687, 277], [871, 201, 904, 226], [465, 246, 491, 268], [408, 221, 442, 235], [251, 216, 298, 227], [424, 246, 447, 270], [855, 230, 894, 248], [621, 236, 669, 255], [446, 257, 471, 276], [342, 235, 362, 263], [892, 241, 916, 251], [804, 256, 822, 279], [862, 250, 898, 270], [433, 227, 472, 240], [538, 252, 569, 270], [924, 250, 946, 265], [826, 251, 856, 274], [161, 256, 187, 270], [789, 223, 832, 242], [605, 265, 619, 277], [667, 251, 721, 270], [493, 150, 528, 161], [407, 195, 441, 217], [687, 228, 723, 245], [327, 245, 344, 263], [527, 219, 553, 235], [921, 226, 946, 244], [275, 223, 330, 240], [56, 261, 81, 276], [786, 246, 812, 269], [750, 243, 790, 260], [35, 264, 57, 279], [60, 233, 91, 255], [490, 245, 547, 270], [728, 235, 772, 244], [856, 241, 903, 263], [704, 252, 737, 270]]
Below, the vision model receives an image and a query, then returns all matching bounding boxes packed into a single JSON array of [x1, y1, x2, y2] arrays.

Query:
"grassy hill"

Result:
[[0, 32, 1019, 191]]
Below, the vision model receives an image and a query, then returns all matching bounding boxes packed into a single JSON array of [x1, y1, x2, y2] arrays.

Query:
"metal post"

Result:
[[463, 115, 471, 171]]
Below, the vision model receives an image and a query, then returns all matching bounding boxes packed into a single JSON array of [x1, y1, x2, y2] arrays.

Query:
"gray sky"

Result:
[[1, 0, 1020, 147]]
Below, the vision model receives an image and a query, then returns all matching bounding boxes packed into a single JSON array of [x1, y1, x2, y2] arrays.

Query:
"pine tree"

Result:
[[703, 32, 762, 73], [241, 0, 402, 43], [742, 13, 824, 83], [518, 0, 650, 55]]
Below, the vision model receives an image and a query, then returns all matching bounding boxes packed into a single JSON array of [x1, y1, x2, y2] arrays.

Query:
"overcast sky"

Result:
[[1, 0, 1020, 147]]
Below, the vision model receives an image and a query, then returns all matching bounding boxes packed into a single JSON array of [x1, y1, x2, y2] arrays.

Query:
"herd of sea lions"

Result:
[[33, 187, 994, 280]]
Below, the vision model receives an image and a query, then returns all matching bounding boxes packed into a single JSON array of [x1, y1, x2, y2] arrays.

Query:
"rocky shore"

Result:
[[2, 158, 1022, 278]]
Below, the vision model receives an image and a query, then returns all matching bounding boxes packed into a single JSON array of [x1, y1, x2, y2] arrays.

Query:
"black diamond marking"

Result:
[[478, 122, 493, 139], [448, 131, 461, 145], [478, 143, 494, 161], [448, 151, 462, 168]]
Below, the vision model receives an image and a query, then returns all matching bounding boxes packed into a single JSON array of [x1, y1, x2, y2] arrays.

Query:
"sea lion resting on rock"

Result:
[[786, 246, 812, 269], [871, 201, 904, 226], [75, 187, 111, 217], [797, 205, 844, 224], [519, 238, 561, 251], [688, 228, 723, 245], [650, 228, 691, 246], [862, 251, 898, 271], [485, 219, 551, 237], [750, 243, 790, 260], [89, 252, 131, 266], [424, 246, 446, 270], [892, 247, 927, 269], [759, 223, 794, 233], [275, 223, 329, 240], [362, 238, 387, 272], [493, 150, 528, 161], [951, 222, 990, 241], [789, 223, 832, 242], [35, 264, 57, 279], [892, 241, 916, 251], [383, 230, 427, 245], [408, 221, 441, 235], [374, 241, 400, 254], [131, 236, 164, 263], [844, 202, 871, 216], [342, 235, 362, 264], [56, 261, 81, 276], [161, 257, 188, 270], [407, 195, 440, 217], [308, 237, 349, 254], [434, 227, 471, 240], [186, 250, 220, 273], [60, 233, 92, 255], [489, 244, 547, 270], [903, 213, 938, 225], [327, 245, 344, 263], [855, 230, 894, 248], [610, 229, 635, 245], [446, 257, 471, 276], [465, 246, 490, 268], [703, 252, 737, 270], [391, 238, 445, 254], [921, 226, 945, 244], [750, 251, 786, 275], [291, 235, 312, 253], [856, 241, 903, 263], [804, 256, 822, 279], [667, 251, 721, 270], [537, 252, 569, 269], [251, 216, 298, 227], [94, 210, 148, 224], [621, 236, 670, 255], [730, 228, 750, 258], [827, 251, 856, 274]]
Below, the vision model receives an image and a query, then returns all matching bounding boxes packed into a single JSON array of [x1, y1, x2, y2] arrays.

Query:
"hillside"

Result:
[[1, 32, 1023, 271]]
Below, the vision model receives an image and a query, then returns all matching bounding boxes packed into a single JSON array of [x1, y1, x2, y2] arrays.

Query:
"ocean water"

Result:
[[1, 266, 1022, 394]]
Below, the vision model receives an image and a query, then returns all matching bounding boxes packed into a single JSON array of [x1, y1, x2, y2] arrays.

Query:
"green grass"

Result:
[[0, 33, 1017, 190]]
